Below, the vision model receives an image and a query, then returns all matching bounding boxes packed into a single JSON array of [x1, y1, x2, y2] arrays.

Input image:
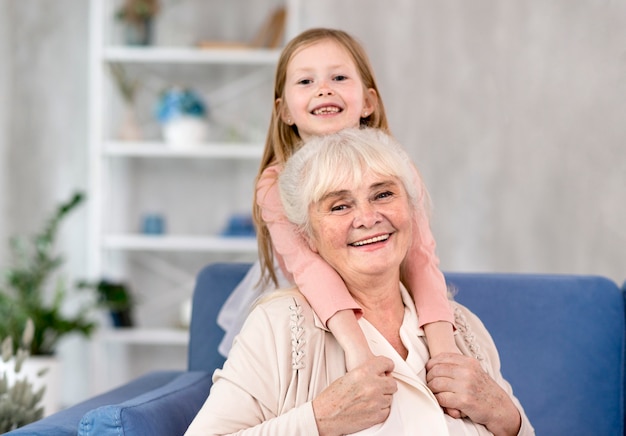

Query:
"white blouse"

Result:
[[353, 287, 487, 435]]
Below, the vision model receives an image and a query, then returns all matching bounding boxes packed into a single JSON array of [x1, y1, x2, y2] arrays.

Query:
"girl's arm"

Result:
[[402, 163, 454, 327], [257, 165, 360, 324], [258, 166, 373, 369], [402, 164, 458, 358]]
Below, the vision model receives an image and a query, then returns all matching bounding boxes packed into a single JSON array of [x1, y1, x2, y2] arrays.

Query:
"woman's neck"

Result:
[[346, 275, 408, 359]]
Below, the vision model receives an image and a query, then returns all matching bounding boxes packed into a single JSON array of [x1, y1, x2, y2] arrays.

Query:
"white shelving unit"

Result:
[[87, 0, 301, 393]]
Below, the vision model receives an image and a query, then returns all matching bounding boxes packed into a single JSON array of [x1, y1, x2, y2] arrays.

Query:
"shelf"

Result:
[[96, 327, 188, 346], [103, 141, 264, 159], [102, 234, 258, 253], [103, 46, 281, 65]]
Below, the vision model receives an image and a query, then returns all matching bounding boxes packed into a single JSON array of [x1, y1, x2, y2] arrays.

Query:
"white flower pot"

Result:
[[162, 117, 209, 147], [0, 355, 62, 417]]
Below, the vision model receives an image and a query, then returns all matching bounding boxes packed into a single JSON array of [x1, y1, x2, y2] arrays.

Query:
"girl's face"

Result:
[[278, 39, 378, 141]]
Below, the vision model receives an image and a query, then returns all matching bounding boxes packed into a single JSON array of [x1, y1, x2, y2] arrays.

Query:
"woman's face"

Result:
[[278, 39, 377, 141], [307, 171, 413, 283]]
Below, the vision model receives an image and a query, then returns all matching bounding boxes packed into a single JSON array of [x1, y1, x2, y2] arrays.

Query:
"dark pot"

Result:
[[123, 18, 153, 46], [110, 309, 134, 328]]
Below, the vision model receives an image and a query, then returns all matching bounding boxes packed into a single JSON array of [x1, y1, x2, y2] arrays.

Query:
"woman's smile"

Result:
[[349, 233, 391, 247]]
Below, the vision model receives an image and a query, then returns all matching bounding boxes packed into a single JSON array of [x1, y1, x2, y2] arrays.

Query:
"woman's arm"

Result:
[[185, 296, 397, 436], [426, 353, 523, 436], [185, 298, 320, 435]]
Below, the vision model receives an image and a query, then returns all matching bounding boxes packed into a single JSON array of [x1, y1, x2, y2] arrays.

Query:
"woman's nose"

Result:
[[353, 204, 381, 228]]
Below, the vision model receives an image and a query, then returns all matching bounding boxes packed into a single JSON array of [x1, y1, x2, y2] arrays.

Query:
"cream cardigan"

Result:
[[186, 285, 535, 435]]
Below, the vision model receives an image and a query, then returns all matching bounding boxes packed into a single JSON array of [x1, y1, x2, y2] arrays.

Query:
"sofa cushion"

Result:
[[450, 273, 625, 436], [77, 371, 212, 436], [4, 370, 183, 436], [188, 262, 251, 371]]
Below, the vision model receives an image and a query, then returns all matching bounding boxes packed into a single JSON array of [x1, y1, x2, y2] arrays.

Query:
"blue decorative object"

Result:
[[220, 213, 256, 237], [142, 213, 165, 235], [156, 87, 210, 146], [156, 87, 207, 123]]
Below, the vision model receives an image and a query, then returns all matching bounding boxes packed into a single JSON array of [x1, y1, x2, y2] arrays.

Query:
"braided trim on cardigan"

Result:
[[453, 305, 488, 372], [289, 301, 306, 370]]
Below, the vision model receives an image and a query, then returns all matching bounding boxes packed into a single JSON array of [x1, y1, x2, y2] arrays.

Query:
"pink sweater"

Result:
[[257, 163, 453, 327]]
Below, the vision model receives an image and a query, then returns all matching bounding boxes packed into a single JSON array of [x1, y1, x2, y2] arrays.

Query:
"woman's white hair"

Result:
[[279, 128, 427, 238]]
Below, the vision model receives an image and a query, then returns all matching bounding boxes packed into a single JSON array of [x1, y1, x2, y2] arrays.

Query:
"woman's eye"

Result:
[[330, 204, 349, 212], [375, 191, 394, 200]]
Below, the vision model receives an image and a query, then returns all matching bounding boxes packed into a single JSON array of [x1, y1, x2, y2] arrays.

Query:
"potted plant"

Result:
[[0, 319, 46, 431], [0, 191, 95, 357], [77, 279, 135, 328], [115, 0, 160, 46], [156, 86, 209, 146]]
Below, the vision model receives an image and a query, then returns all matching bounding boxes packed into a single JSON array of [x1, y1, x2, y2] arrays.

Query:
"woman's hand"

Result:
[[426, 353, 521, 436], [313, 355, 397, 436]]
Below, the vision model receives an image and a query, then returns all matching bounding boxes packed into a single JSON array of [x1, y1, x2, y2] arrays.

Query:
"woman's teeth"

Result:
[[351, 234, 390, 246]]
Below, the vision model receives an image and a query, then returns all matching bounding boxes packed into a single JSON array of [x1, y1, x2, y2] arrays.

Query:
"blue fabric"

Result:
[[4, 371, 183, 436], [77, 371, 212, 436], [450, 273, 625, 436], [187, 262, 251, 372]]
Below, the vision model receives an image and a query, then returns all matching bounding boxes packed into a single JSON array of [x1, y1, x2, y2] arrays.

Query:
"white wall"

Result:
[[299, 1, 626, 283], [0, 0, 11, 263], [5, 0, 91, 407]]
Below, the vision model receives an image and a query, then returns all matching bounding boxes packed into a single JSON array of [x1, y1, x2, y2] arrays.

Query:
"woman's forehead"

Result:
[[318, 171, 401, 198]]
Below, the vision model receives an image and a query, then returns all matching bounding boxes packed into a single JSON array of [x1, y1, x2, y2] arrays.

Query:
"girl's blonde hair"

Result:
[[254, 28, 390, 287]]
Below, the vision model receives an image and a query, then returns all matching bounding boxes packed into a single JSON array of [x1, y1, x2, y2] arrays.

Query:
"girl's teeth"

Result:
[[351, 234, 389, 246], [313, 107, 340, 115]]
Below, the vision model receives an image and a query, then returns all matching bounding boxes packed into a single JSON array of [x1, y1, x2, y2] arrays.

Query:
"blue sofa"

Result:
[[7, 262, 625, 435]]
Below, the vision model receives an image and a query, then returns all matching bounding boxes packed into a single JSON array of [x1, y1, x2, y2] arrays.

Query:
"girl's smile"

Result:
[[278, 39, 377, 140]]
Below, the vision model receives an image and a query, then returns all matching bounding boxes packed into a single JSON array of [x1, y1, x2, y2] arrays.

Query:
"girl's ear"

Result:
[[276, 98, 293, 125], [363, 88, 378, 117]]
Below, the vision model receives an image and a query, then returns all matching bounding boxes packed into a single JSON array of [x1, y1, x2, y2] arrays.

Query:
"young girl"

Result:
[[251, 27, 460, 372]]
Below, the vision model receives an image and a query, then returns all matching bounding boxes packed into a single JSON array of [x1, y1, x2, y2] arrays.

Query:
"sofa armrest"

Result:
[[77, 371, 212, 436], [5, 370, 185, 436]]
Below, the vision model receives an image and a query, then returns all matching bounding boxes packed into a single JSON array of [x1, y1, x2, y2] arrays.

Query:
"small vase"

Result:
[[110, 309, 134, 328], [119, 104, 142, 141], [162, 116, 209, 147], [123, 18, 153, 46]]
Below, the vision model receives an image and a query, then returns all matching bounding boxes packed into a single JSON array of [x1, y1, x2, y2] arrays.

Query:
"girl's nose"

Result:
[[317, 81, 334, 97]]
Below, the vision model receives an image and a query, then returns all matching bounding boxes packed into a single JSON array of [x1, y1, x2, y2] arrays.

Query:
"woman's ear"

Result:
[[305, 233, 319, 253]]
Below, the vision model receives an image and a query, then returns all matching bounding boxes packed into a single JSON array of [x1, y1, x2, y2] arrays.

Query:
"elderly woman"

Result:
[[186, 128, 534, 436]]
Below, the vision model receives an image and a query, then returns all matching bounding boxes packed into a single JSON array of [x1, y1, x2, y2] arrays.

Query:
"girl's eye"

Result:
[[297, 78, 312, 85], [333, 75, 348, 82]]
